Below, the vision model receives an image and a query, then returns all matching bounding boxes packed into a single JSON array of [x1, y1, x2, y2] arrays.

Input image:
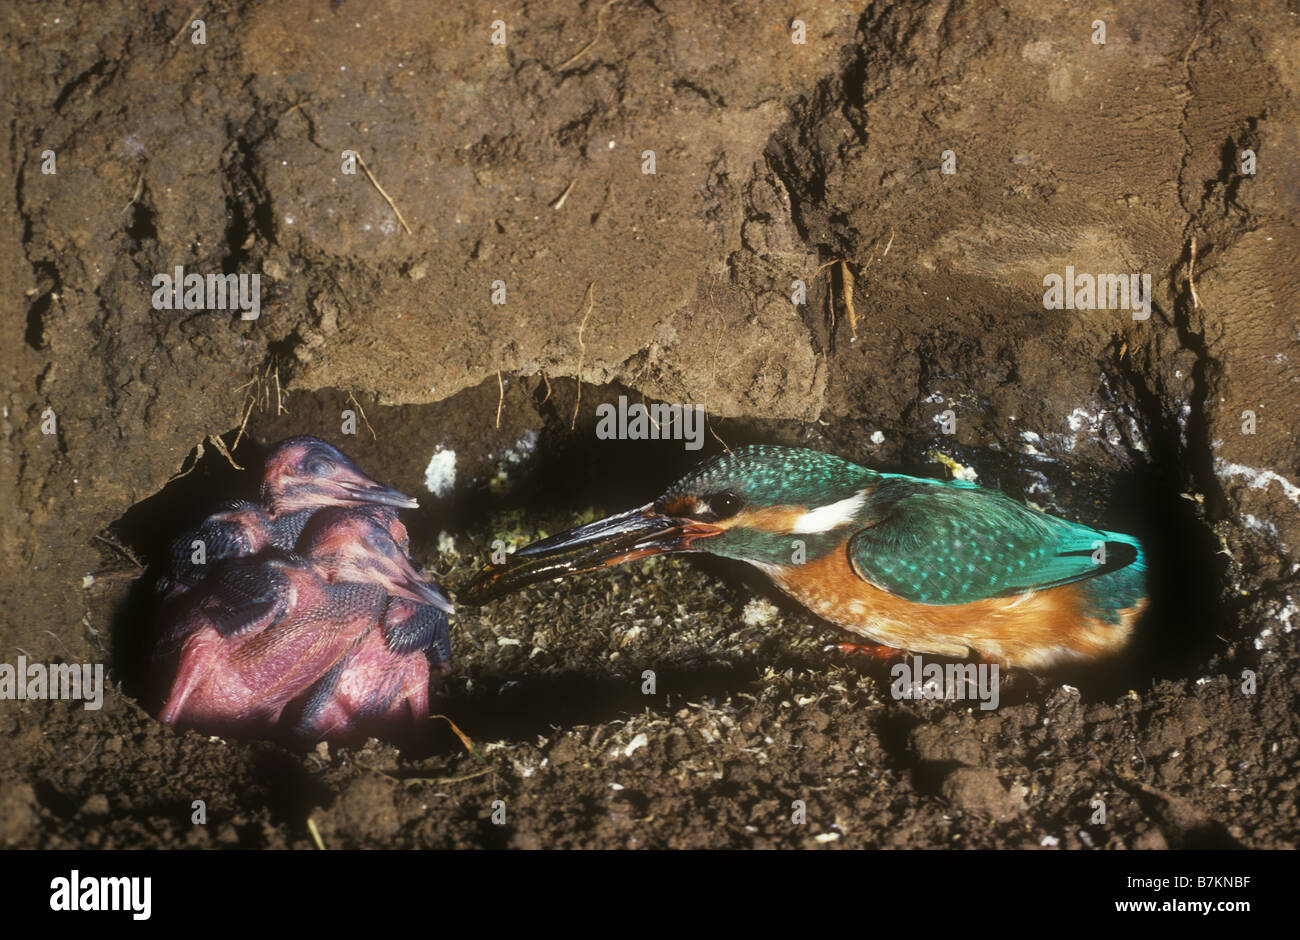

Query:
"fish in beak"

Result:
[[460, 503, 722, 605]]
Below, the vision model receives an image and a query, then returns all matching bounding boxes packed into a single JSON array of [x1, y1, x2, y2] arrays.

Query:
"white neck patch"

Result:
[[790, 489, 868, 534]]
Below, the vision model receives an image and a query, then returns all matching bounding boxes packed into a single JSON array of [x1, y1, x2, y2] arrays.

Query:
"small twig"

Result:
[[840, 259, 857, 340], [551, 178, 577, 210], [306, 817, 327, 850], [357, 756, 495, 788], [1187, 236, 1201, 310], [230, 393, 256, 453], [355, 153, 413, 235], [400, 767, 495, 786], [555, 0, 623, 71], [170, 6, 203, 45], [45, 629, 74, 660], [347, 391, 376, 440], [826, 272, 836, 336], [430, 713, 487, 764], [708, 421, 733, 454], [206, 434, 243, 471], [495, 371, 505, 429], [539, 370, 552, 404], [84, 568, 145, 584], [274, 369, 286, 416], [570, 282, 596, 430], [167, 442, 203, 483], [93, 534, 141, 568], [121, 174, 144, 215]]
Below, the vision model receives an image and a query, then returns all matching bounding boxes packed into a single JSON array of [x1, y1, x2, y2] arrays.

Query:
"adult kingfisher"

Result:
[[462, 445, 1148, 669]]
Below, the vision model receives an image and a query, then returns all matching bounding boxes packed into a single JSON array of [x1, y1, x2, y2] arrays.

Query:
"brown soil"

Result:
[[2, 0, 1297, 849]]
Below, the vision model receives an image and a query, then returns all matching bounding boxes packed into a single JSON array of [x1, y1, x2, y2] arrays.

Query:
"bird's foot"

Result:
[[826, 642, 905, 661]]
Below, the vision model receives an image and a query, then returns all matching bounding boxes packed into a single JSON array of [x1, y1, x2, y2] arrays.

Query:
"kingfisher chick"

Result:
[[288, 507, 454, 742], [157, 507, 445, 736], [162, 436, 417, 595], [462, 445, 1148, 669]]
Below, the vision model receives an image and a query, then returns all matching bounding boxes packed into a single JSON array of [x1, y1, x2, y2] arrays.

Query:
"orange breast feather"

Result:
[[765, 544, 1144, 669]]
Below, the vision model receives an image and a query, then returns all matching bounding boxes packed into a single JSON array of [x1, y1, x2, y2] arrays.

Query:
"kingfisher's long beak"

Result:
[[460, 502, 722, 605]]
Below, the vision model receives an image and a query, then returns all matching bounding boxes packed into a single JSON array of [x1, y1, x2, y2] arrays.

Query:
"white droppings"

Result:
[[502, 429, 539, 465], [623, 733, 648, 757], [1214, 459, 1300, 507], [1243, 514, 1279, 539], [870, 430, 885, 444], [742, 598, 779, 627], [423, 447, 456, 497], [1275, 598, 1297, 634], [1040, 834, 1061, 847], [1066, 407, 1096, 433]]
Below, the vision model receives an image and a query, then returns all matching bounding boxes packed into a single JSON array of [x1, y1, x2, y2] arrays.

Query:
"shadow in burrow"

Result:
[[107, 430, 273, 715]]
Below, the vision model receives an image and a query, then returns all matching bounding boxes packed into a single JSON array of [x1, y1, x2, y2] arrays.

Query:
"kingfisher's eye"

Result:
[[707, 492, 743, 520], [306, 457, 330, 477]]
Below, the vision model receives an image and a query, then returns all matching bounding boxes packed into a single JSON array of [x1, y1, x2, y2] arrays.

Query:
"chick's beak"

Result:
[[459, 503, 722, 605], [383, 553, 455, 614], [335, 476, 420, 510]]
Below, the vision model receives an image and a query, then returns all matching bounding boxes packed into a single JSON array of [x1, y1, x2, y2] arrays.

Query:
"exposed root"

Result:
[[551, 178, 577, 210], [347, 391, 376, 439], [93, 533, 141, 568], [571, 282, 596, 430], [306, 817, 327, 850], [1187, 236, 1201, 310], [555, 0, 624, 71], [356, 152, 413, 235]]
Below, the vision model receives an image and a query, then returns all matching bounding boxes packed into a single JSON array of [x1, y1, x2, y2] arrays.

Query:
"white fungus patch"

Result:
[[423, 447, 456, 497]]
